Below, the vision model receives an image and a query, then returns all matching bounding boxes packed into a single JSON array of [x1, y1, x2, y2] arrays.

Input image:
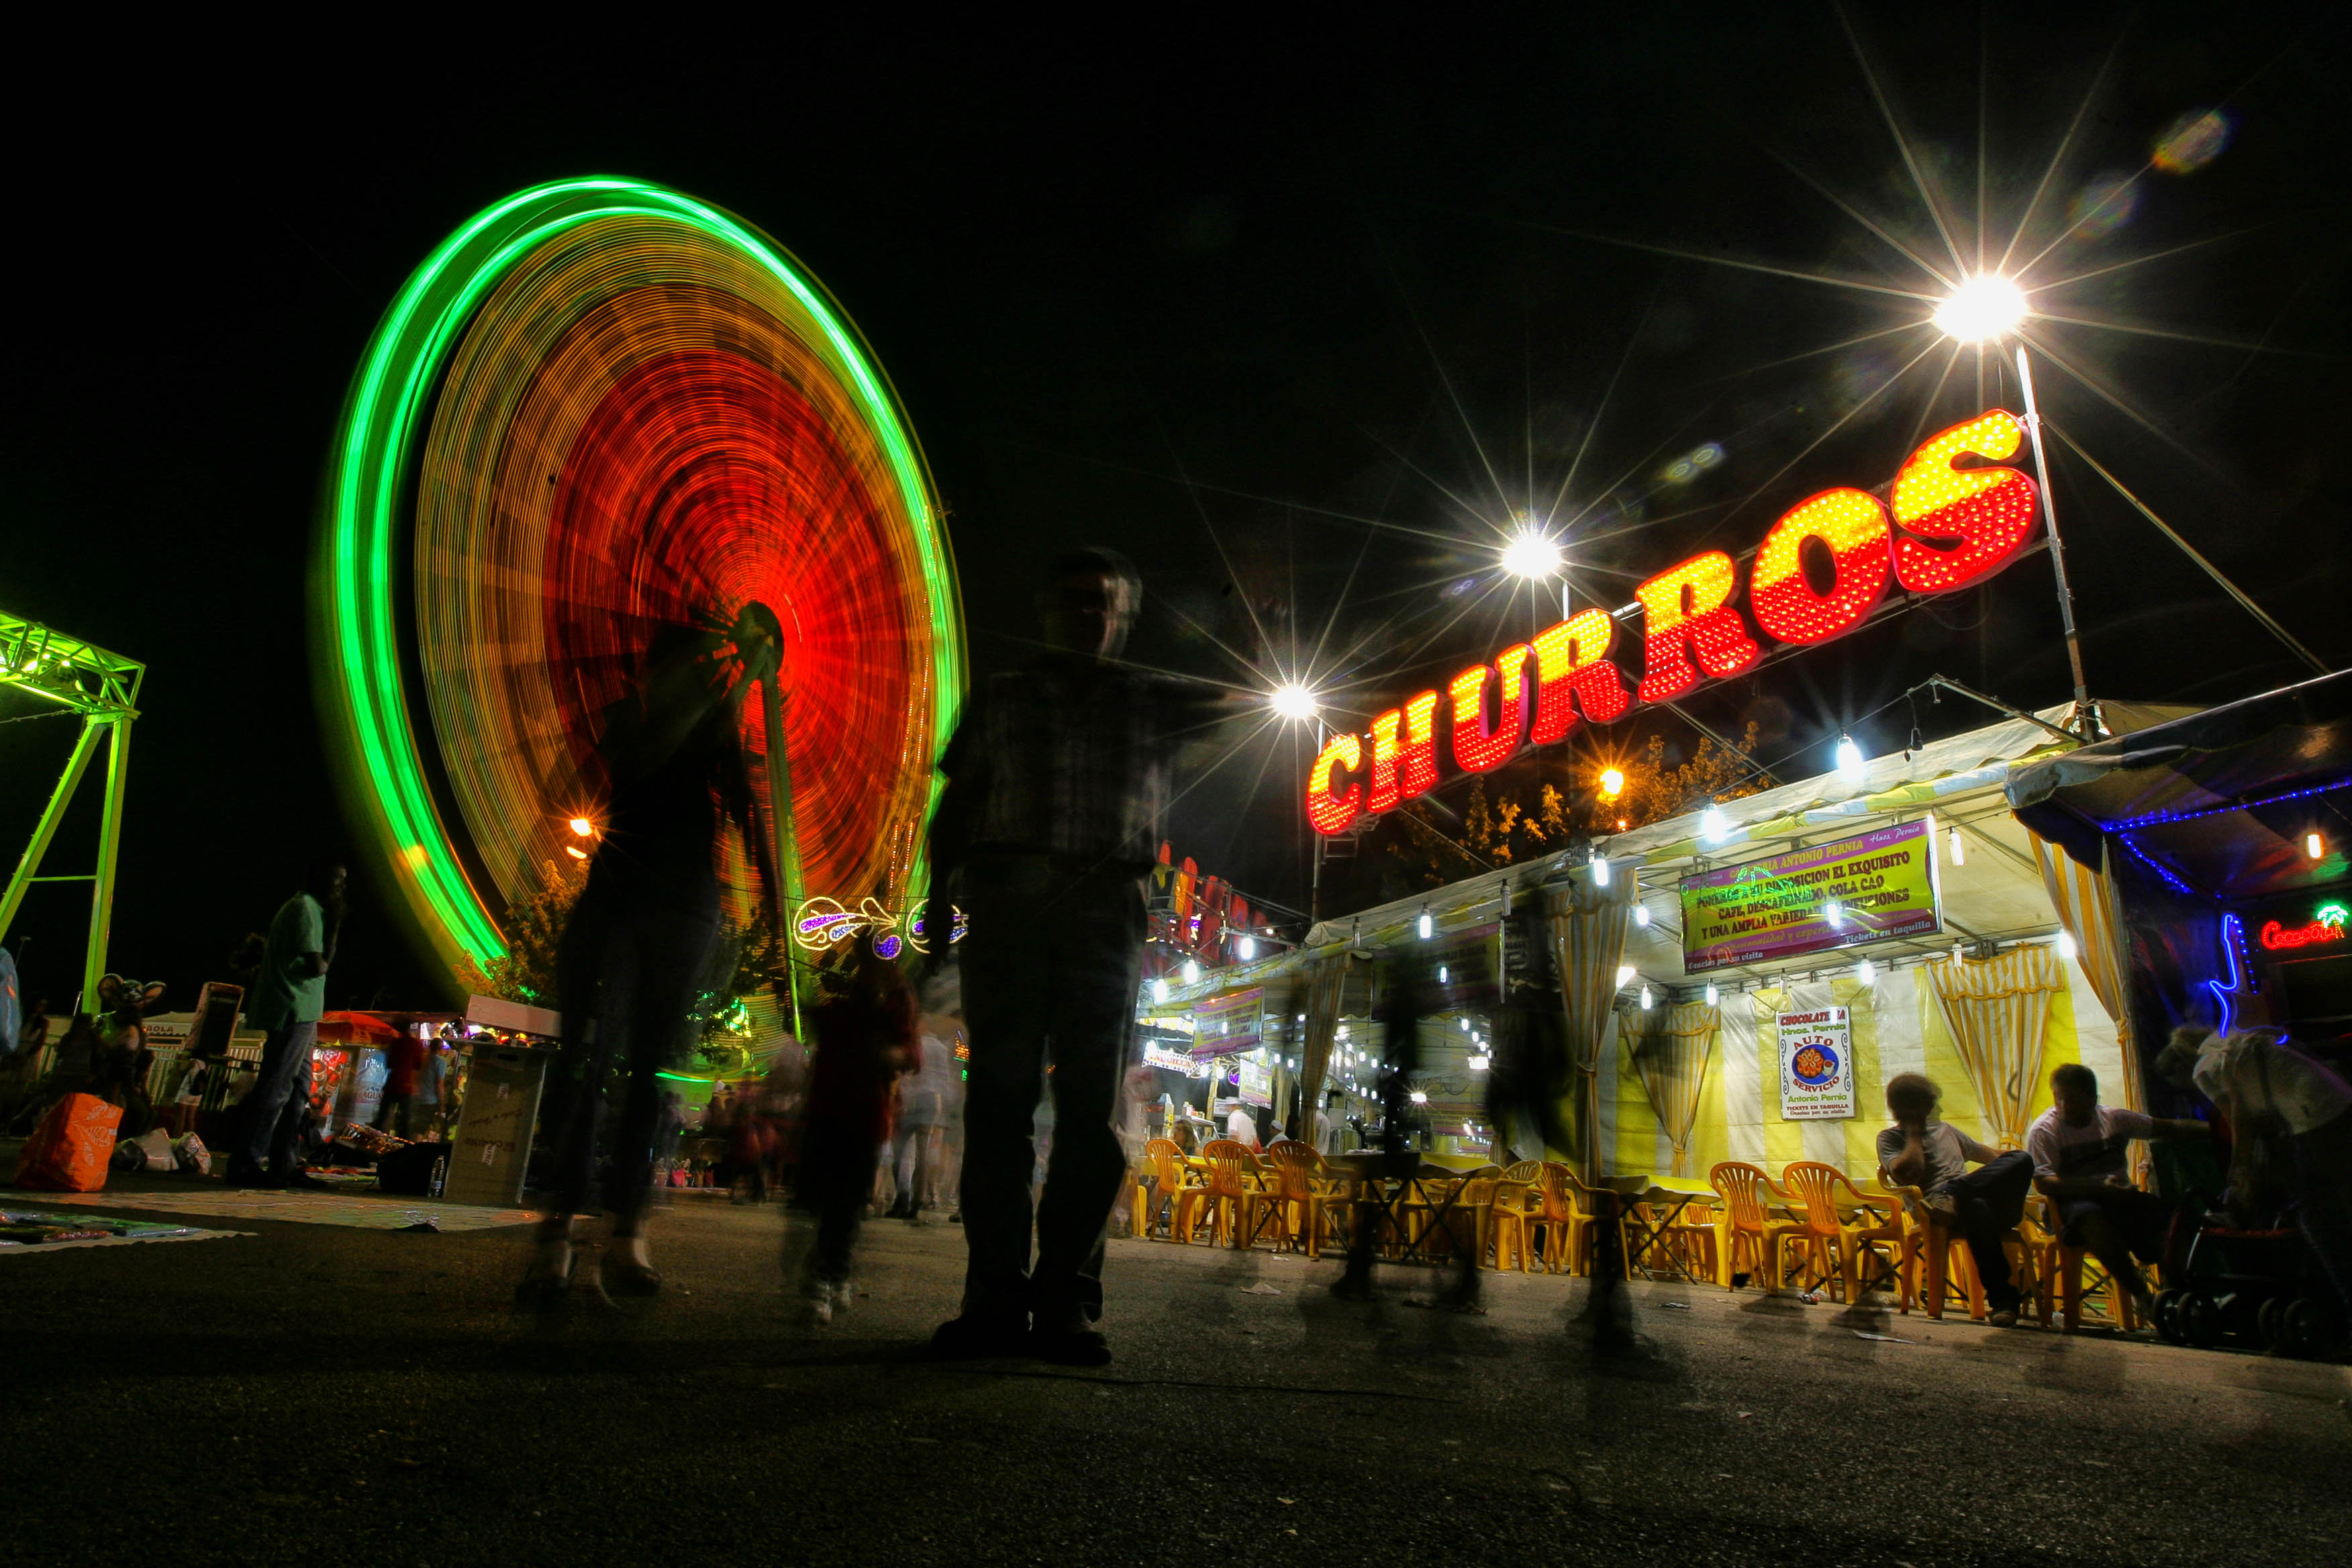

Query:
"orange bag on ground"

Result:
[[14, 1093, 125, 1191]]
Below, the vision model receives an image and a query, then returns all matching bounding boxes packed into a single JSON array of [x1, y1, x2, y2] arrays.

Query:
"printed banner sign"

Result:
[[1236, 1055, 1273, 1108], [1679, 819, 1940, 974], [1777, 1006, 1855, 1120], [1191, 987, 1265, 1057], [1143, 1042, 1214, 1077]]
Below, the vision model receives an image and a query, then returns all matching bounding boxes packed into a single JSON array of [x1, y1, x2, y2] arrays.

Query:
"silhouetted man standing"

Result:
[[229, 860, 344, 1188], [923, 548, 1227, 1365]]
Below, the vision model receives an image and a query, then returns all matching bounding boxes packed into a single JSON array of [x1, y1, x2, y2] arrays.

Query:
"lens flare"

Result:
[[1501, 528, 1564, 579], [2153, 108, 2232, 174], [1270, 682, 1320, 721], [2067, 172, 2141, 240], [1931, 275, 2028, 343]]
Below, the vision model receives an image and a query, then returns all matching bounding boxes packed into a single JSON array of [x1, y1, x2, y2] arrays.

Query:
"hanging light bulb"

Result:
[[1857, 959, 1877, 986], [1834, 734, 1865, 779], [1459, 1018, 1470, 1032], [1153, 977, 1170, 1004], [1704, 983, 1718, 1006], [1437, 965, 1449, 983], [1825, 900, 1845, 930], [1237, 935, 1257, 961], [1589, 852, 1611, 887], [2308, 832, 2326, 861], [1639, 983, 1654, 1010], [1181, 959, 1200, 984], [1418, 906, 1433, 939], [2056, 930, 2079, 961], [1700, 807, 1728, 843], [1949, 826, 1966, 866], [1501, 880, 1514, 918], [1633, 903, 1651, 928]]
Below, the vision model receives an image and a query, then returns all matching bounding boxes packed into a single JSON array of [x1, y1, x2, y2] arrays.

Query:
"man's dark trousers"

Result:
[[955, 851, 1146, 1327], [237, 1020, 318, 1177], [1937, 1149, 2035, 1311]]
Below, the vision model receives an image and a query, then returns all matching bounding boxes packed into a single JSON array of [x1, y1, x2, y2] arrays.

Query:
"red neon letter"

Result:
[[1890, 410, 2038, 593], [1308, 732, 1364, 836], [1749, 488, 1894, 646], [1528, 609, 1630, 744], [1366, 691, 1440, 814], [1634, 551, 1760, 704], [1451, 644, 1530, 774]]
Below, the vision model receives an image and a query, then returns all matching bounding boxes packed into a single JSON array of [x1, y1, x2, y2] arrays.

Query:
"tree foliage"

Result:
[[1383, 724, 1769, 886]]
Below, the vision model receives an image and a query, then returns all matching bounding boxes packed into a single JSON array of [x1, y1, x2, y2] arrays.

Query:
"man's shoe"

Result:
[[1030, 1314, 1112, 1367], [1988, 1307, 2020, 1328], [283, 1171, 329, 1191], [224, 1166, 279, 1189], [925, 1314, 1030, 1360]]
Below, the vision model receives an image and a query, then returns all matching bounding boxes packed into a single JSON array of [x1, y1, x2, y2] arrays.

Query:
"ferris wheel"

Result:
[[314, 177, 964, 991]]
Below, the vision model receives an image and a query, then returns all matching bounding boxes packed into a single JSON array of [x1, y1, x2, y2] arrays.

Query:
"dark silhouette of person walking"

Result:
[[517, 607, 780, 1310], [921, 548, 1229, 1365]]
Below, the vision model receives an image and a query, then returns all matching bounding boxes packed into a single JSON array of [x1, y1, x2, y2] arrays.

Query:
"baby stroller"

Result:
[[2149, 1140, 2344, 1357]]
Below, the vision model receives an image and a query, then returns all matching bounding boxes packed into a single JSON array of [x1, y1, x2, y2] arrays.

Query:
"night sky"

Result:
[[3, 9, 2345, 1014]]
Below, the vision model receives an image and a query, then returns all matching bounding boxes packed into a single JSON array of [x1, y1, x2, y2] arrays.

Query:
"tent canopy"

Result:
[[2007, 669, 2352, 901]]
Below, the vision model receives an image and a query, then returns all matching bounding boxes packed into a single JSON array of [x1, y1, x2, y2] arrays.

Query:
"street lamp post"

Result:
[[1932, 276, 2098, 739]]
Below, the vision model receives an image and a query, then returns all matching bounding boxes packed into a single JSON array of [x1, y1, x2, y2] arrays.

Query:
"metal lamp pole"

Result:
[[2012, 343, 2097, 739]]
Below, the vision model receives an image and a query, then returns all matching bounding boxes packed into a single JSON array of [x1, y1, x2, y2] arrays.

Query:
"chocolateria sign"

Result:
[[1307, 411, 2041, 834]]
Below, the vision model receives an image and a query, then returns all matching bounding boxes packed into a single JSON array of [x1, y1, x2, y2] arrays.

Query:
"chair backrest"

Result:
[[1780, 1161, 1862, 1236], [1267, 1140, 1322, 1199], [1199, 1139, 1259, 1197], [1501, 1159, 1544, 1183], [1536, 1162, 1585, 1223], [1146, 1137, 1186, 1190], [1708, 1162, 1778, 1232]]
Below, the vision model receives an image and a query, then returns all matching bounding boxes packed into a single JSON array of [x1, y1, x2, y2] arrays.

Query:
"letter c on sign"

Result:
[[1307, 732, 1363, 836]]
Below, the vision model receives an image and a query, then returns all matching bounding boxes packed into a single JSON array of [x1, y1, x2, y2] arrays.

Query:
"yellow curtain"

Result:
[[1622, 1001, 1720, 1176], [1295, 956, 1350, 1146], [1920, 946, 2064, 1148], [2027, 831, 2143, 1112], [1547, 875, 1633, 1181]]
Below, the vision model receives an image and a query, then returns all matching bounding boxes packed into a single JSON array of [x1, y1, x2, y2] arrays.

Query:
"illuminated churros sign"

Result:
[[1306, 411, 2039, 834]]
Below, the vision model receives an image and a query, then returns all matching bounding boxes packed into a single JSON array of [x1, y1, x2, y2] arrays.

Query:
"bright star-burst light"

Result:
[[1270, 682, 1320, 721], [1932, 274, 2029, 344], [1500, 527, 1564, 579]]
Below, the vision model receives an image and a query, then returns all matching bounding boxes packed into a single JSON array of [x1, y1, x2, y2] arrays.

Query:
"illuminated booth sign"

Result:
[[1679, 820, 1941, 974], [1308, 411, 2039, 833]]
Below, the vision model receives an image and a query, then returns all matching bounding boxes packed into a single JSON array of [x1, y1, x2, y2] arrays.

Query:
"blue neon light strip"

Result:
[[2106, 776, 2352, 833]]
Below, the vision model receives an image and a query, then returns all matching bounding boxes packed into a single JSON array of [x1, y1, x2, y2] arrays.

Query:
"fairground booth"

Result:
[[1140, 697, 2198, 1197], [2008, 669, 2352, 1069]]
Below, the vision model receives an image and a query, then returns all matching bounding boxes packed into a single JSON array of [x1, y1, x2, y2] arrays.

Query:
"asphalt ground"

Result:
[[4, 1172, 2349, 1568]]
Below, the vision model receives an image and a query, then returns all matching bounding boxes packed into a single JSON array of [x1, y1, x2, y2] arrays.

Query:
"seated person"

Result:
[[2027, 1062, 2208, 1322], [1876, 1072, 2035, 1326]]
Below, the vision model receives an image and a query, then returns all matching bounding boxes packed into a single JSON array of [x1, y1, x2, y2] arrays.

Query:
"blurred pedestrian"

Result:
[[227, 860, 345, 1189], [920, 548, 1234, 1365], [375, 1025, 426, 1139], [518, 608, 781, 1310], [1332, 952, 1430, 1301], [798, 936, 920, 1322]]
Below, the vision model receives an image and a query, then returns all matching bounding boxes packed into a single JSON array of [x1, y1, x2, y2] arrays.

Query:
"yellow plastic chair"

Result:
[[2028, 1193, 2143, 1333], [1487, 1160, 1545, 1272], [1779, 1161, 1906, 1303], [1195, 1139, 1266, 1248], [1258, 1140, 1339, 1257], [1132, 1137, 1204, 1242], [1527, 1163, 1596, 1275], [1707, 1162, 1808, 1291]]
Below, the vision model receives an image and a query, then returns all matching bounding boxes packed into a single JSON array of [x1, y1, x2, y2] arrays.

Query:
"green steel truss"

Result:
[[1, 607, 142, 1008]]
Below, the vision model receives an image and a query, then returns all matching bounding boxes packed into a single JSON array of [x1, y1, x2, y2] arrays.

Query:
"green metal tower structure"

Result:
[[1, 608, 142, 1009]]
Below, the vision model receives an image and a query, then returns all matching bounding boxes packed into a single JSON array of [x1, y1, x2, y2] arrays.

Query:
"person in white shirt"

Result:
[[1222, 1099, 1259, 1152], [2158, 1026, 2352, 1320], [2026, 1063, 2208, 1321], [1876, 1073, 2033, 1326]]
